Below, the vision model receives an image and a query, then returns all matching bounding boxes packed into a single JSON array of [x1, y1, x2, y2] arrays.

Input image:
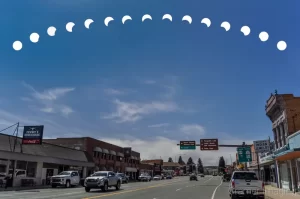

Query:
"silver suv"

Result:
[[84, 171, 121, 192]]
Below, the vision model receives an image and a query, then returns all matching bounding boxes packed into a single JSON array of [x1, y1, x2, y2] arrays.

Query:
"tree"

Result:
[[187, 157, 194, 165], [168, 157, 173, 162], [197, 158, 204, 173], [178, 156, 185, 165], [218, 156, 226, 174]]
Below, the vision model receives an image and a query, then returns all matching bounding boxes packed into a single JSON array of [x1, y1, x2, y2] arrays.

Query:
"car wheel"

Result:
[[65, 180, 71, 188], [85, 187, 90, 192], [231, 194, 236, 199], [101, 182, 108, 192], [51, 184, 57, 188], [116, 181, 121, 190]]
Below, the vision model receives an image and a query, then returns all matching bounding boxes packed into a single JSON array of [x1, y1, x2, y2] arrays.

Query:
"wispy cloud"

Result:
[[180, 124, 205, 136], [104, 88, 124, 95], [148, 123, 170, 128], [103, 99, 178, 123], [22, 82, 75, 117]]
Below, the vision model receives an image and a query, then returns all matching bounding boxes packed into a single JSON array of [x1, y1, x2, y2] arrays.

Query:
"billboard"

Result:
[[123, 147, 132, 158], [22, 125, 44, 145], [200, 139, 219, 150], [253, 140, 270, 153]]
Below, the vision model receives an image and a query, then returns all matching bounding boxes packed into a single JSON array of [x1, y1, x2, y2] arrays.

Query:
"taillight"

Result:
[[262, 182, 264, 189], [232, 180, 235, 188]]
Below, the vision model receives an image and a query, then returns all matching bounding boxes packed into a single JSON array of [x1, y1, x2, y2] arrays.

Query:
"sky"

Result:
[[0, 0, 298, 166]]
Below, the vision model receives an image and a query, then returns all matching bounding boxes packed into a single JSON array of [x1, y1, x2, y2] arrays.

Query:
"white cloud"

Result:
[[101, 136, 250, 166], [41, 107, 54, 113], [148, 123, 170, 128], [103, 99, 178, 123], [20, 97, 32, 102], [104, 88, 124, 95], [180, 124, 205, 136], [22, 82, 75, 117], [60, 106, 74, 116]]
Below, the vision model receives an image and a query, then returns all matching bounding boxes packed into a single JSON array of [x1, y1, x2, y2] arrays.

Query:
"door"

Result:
[[71, 172, 79, 185], [108, 172, 116, 185]]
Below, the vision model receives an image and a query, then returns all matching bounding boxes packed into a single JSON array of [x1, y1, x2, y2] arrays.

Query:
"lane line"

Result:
[[82, 179, 188, 199], [211, 178, 223, 199], [176, 188, 181, 191]]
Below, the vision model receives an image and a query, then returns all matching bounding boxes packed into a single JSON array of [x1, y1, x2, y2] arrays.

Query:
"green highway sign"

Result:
[[237, 147, 252, 162], [180, 141, 196, 150]]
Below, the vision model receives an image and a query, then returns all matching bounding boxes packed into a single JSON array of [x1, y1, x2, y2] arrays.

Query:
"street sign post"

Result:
[[237, 147, 252, 162], [200, 139, 219, 150], [180, 141, 196, 150], [253, 140, 270, 153]]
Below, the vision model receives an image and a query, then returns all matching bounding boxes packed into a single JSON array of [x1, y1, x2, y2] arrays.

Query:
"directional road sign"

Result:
[[237, 147, 252, 162], [200, 139, 219, 150], [180, 141, 196, 150]]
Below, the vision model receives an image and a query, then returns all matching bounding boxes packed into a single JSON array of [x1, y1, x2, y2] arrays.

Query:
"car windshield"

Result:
[[92, 172, 108, 177], [58, 171, 71, 175], [233, 172, 258, 180]]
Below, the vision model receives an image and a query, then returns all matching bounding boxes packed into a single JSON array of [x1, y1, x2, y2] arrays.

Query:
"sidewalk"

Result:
[[0, 185, 51, 192], [265, 185, 300, 199]]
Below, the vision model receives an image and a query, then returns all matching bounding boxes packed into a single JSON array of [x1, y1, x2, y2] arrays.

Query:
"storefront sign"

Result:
[[22, 125, 44, 145], [253, 140, 270, 153]]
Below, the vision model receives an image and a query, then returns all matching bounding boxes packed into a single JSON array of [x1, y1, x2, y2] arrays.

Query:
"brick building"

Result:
[[44, 137, 141, 180], [141, 159, 163, 176], [265, 92, 300, 192]]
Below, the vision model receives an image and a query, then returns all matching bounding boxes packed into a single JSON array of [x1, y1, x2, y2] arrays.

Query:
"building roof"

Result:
[[0, 133, 93, 163], [163, 162, 181, 167], [141, 159, 163, 165]]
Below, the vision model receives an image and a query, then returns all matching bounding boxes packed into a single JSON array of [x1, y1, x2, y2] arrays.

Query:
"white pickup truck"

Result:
[[51, 171, 80, 188], [229, 171, 265, 199]]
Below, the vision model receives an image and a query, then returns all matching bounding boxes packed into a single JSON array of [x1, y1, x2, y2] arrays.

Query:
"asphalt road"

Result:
[[0, 176, 236, 199]]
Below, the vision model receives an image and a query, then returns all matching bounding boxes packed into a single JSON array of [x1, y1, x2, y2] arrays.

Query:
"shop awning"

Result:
[[109, 150, 116, 155], [275, 148, 300, 161], [102, 149, 109, 154], [93, 147, 102, 152], [125, 167, 137, 172], [117, 152, 124, 157]]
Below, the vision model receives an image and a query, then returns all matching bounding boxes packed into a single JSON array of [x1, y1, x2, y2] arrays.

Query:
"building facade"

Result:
[[140, 159, 163, 176], [44, 137, 141, 180], [265, 93, 300, 192], [0, 133, 95, 187]]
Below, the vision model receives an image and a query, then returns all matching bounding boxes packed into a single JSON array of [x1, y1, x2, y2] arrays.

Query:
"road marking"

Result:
[[211, 178, 223, 199], [82, 180, 185, 199], [176, 188, 181, 191]]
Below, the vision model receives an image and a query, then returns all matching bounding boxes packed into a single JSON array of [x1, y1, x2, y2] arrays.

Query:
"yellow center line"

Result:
[[82, 179, 185, 199]]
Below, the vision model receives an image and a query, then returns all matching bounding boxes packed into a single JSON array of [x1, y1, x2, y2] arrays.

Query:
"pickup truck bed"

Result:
[[229, 171, 265, 199]]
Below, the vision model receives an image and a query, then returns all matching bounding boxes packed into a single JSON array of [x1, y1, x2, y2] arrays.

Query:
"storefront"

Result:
[[274, 131, 300, 192], [0, 133, 95, 187], [259, 154, 277, 187]]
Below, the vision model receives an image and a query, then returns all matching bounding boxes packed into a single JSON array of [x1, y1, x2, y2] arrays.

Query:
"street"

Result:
[[0, 176, 238, 199]]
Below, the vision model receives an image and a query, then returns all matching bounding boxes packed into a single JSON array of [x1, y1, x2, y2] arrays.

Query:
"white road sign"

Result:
[[253, 140, 270, 153]]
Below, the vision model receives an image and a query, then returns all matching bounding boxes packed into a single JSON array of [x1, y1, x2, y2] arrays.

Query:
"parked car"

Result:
[[153, 175, 162, 180], [199, 173, 205, 177], [138, 174, 152, 182], [116, 173, 129, 184], [190, 173, 198, 181], [166, 175, 172, 179], [229, 171, 264, 199], [84, 171, 121, 192], [50, 171, 80, 188]]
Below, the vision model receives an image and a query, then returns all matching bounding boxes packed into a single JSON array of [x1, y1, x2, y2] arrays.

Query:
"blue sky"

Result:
[[0, 0, 297, 165]]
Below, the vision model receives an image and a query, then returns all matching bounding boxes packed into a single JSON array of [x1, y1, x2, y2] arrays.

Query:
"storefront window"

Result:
[[93, 151, 97, 158], [16, 160, 27, 170], [27, 162, 37, 177]]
